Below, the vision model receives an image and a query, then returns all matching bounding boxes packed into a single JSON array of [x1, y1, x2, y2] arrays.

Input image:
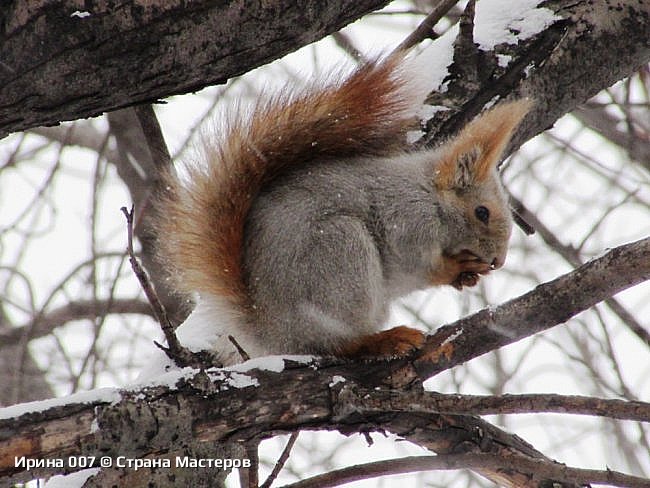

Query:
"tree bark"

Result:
[[1, 1, 648, 141], [420, 0, 650, 149], [0, 0, 391, 139]]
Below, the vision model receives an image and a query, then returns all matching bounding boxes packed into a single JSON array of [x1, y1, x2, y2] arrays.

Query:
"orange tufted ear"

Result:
[[433, 99, 532, 190]]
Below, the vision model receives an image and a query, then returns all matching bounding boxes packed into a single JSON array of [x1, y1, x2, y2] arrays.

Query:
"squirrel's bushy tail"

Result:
[[156, 52, 432, 307]]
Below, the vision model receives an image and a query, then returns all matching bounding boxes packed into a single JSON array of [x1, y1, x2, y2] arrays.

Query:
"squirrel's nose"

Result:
[[490, 246, 509, 270]]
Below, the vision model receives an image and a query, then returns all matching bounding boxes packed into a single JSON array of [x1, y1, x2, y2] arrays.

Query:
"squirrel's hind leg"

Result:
[[337, 326, 425, 358]]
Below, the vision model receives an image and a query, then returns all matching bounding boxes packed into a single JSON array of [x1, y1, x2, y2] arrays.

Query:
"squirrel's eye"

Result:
[[475, 205, 490, 224]]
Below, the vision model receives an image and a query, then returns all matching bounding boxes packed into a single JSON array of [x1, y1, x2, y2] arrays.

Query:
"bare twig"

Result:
[[573, 101, 650, 168], [261, 432, 299, 488], [510, 206, 536, 235], [228, 335, 251, 361], [0, 299, 153, 348], [331, 32, 365, 62], [133, 104, 172, 171], [337, 384, 650, 423], [243, 442, 259, 488], [510, 194, 650, 348], [29, 124, 122, 166], [394, 0, 459, 52], [280, 453, 650, 488], [120, 205, 208, 368]]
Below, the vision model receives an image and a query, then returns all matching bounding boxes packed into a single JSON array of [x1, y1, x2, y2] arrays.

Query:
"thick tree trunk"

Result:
[[0, 0, 390, 138], [421, 0, 650, 147], [1, 1, 648, 141]]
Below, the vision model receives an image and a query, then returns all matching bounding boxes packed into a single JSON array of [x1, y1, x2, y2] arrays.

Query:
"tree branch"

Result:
[[282, 453, 650, 488], [405, 236, 650, 382], [336, 384, 650, 423], [421, 0, 650, 154], [3, 359, 648, 487], [0, 298, 154, 349], [394, 0, 458, 51], [132, 105, 172, 171], [1, 1, 648, 146], [1, 236, 648, 486], [0, 0, 391, 138], [260, 432, 299, 488]]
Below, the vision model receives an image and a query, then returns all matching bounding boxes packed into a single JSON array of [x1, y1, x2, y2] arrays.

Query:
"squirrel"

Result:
[[154, 50, 531, 365]]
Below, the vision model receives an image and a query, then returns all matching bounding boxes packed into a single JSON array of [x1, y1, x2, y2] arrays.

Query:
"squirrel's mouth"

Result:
[[457, 250, 494, 273], [446, 250, 496, 290]]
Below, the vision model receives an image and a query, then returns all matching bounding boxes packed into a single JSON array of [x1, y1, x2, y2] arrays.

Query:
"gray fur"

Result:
[[241, 149, 471, 354]]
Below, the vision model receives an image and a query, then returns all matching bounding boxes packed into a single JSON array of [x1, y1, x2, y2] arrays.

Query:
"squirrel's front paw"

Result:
[[432, 251, 492, 289], [448, 250, 494, 290], [451, 271, 480, 290], [339, 326, 425, 358]]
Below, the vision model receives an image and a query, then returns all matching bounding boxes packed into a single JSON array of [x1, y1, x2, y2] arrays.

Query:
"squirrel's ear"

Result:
[[433, 99, 532, 190]]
